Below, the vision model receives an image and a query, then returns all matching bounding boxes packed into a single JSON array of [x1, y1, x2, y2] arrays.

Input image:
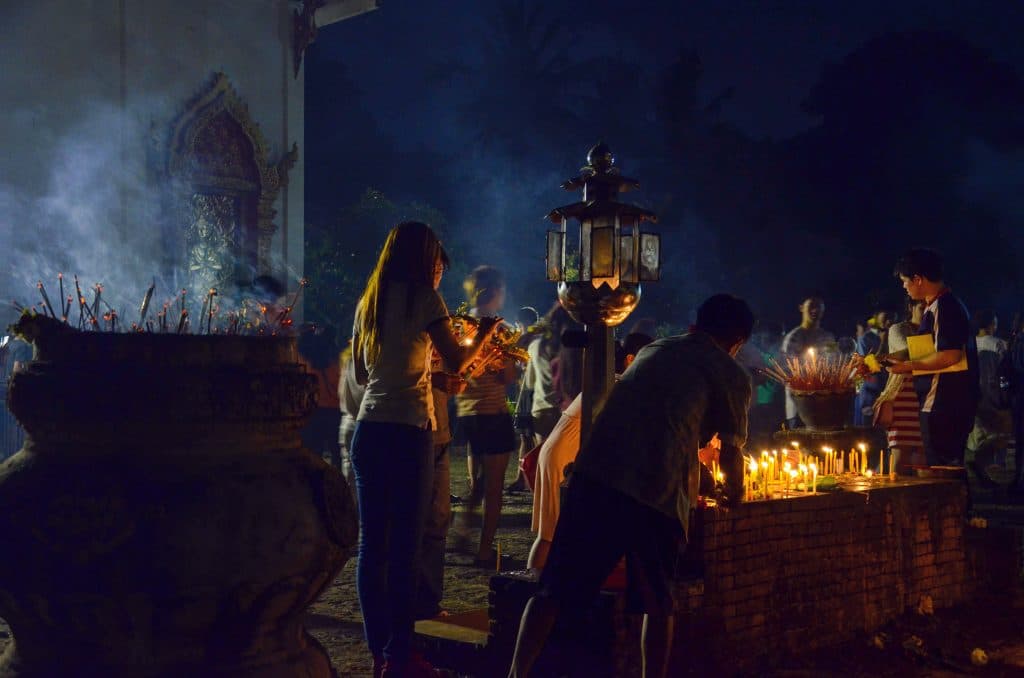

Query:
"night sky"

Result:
[[321, 0, 1024, 142], [305, 0, 1024, 338]]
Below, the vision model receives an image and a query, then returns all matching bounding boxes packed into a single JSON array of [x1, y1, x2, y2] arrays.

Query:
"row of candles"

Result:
[[721, 442, 897, 502]]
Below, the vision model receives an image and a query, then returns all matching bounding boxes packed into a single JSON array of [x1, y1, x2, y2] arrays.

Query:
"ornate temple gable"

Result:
[[155, 73, 297, 290]]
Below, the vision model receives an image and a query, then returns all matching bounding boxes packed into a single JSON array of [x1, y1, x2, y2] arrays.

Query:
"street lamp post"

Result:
[[545, 143, 660, 445]]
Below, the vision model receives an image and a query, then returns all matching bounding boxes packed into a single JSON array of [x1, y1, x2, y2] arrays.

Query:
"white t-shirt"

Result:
[[355, 282, 449, 429], [976, 334, 1007, 357]]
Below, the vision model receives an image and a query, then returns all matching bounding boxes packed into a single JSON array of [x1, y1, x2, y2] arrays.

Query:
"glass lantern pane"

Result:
[[591, 226, 616, 278], [639, 232, 661, 282], [619, 234, 637, 283], [546, 230, 564, 281]]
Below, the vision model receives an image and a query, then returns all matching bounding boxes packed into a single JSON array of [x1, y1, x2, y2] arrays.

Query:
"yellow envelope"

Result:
[[906, 334, 968, 376]]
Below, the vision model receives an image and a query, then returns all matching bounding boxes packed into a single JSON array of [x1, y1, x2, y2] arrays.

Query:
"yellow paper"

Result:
[[906, 334, 968, 376]]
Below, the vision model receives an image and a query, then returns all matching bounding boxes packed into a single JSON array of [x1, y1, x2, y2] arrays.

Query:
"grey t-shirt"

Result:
[[355, 282, 449, 429], [572, 332, 751, 539]]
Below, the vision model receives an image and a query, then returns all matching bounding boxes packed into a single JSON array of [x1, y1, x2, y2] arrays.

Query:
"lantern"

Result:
[[543, 143, 660, 443], [545, 143, 659, 326]]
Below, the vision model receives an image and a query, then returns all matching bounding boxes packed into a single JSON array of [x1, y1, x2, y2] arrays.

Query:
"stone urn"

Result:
[[791, 390, 855, 431], [0, 316, 357, 677]]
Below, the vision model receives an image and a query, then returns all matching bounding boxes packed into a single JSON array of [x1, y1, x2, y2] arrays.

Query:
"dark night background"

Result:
[[302, 0, 1024, 340]]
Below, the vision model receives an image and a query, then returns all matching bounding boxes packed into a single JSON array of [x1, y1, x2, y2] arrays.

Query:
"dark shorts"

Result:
[[537, 472, 682, 616], [920, 408, 974, 466], [454, 413, 516, 456]]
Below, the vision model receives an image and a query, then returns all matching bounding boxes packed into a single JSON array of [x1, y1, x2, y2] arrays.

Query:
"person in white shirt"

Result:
[[349, 221, 500, 678]]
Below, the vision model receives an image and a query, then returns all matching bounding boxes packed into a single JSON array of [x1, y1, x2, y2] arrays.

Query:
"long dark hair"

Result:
[[355, 221, 447, 363]]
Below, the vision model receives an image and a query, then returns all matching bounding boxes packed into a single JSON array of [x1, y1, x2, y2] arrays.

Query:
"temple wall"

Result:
[[0, 0, 303, 307]]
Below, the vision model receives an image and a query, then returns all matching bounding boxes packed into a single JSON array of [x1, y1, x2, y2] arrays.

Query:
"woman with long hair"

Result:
[[350, 221, 500, 678]]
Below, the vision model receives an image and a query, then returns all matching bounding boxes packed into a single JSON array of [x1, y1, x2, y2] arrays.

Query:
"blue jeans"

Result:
[[351, 420, 433, 662]]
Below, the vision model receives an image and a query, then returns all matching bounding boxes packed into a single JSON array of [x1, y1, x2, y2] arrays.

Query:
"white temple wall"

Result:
[[0, 0, 303, 309]]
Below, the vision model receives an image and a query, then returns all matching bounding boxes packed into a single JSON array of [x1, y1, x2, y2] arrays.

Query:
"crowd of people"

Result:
[[4, 223, 1023, 677], [737, 250, 1023, 501], [327, 228, 1024, 678]]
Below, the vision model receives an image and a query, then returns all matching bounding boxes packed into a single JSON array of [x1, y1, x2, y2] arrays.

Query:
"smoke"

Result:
[[0, 100, 163, 321], [0, 1, 306, 330]]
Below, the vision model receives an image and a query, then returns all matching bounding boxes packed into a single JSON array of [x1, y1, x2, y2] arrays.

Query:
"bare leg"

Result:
[[478, 451, 511, 559], [466, 450, 479, 500], [526, 536, 551, 571], [508, 595, 559, 678], [508, 434, 532, 490], [641, 613, 674, 678]]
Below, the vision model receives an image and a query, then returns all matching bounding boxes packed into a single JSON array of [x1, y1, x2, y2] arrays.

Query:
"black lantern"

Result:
[[545, 143, 659, 325], [544, 143, 659, 443]]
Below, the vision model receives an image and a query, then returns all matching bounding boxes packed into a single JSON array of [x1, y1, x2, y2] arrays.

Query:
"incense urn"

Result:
[[0, 317, 356, 677]]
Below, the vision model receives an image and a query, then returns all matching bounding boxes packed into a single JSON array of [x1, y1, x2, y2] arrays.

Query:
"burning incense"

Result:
[[198, 293, 211, 333], [73, 276, 85, 329], [206, 288, 217, 334], [139, 280, 155, 327], [91, 284, 103, 322], [761, 350, 859, 393], [36, 281, 57, 318], [273, 278, 308, 331], [57, 274, 66, 322]]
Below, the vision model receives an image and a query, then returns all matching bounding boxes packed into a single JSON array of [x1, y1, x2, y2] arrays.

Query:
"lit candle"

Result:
[[878, 449, 884, 476], [749, 458, 760, 501], [865, 469, 874, 479], [760, 460, 769, 499], [889, 452, 896, 480], [789, 468, 799, 496], [810, 462, 818, 494], [858, 443, 868, 475]]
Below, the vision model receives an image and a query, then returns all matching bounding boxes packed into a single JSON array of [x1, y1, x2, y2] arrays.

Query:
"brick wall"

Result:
[[488, 479, 972, 676], [667, 478, 968, 673]]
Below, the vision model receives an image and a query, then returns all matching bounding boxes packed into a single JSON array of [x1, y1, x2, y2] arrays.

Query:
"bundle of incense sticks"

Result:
[[20, 275, 306, 337], [761, 349, 858, 392]]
